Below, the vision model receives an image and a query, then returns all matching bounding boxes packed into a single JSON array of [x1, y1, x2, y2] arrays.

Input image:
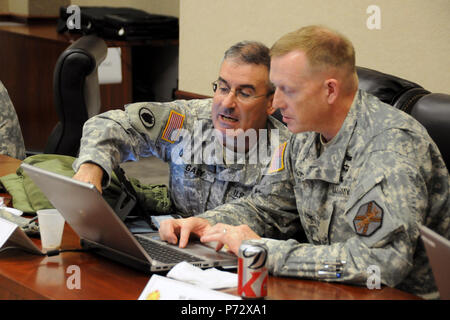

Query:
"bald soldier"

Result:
[[0, 80, 26, 160], [73, 41, 291, 216], [159, 26, 450, 298]]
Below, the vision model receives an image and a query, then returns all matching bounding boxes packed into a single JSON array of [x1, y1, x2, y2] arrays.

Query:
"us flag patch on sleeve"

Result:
[[268, 141, 287, 173], [161, 110, 185, 143]]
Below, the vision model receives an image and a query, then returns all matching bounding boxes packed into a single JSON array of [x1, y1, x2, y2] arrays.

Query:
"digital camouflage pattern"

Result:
[[0, 81, 26, 160], [199, 90, 450, 298], [73, 99, 291, 216]]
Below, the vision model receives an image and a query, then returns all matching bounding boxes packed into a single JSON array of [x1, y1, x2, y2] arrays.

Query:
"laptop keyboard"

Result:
[[135, 236, 204, 264]]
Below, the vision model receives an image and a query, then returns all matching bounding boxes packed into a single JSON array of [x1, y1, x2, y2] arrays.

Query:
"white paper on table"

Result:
[[0, 217, 17, 248], [0, 206, 23, 216], [167, 261, 238, 289], [0, 217, 42, 254], [138, 274, 240, 300]]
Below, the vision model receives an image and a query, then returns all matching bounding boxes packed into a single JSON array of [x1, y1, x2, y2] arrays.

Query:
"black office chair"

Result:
[[356, 66, 430, 113], [356, 67, 449, 168], [44, 35, 107, 157], [410, 93, 450, 168]]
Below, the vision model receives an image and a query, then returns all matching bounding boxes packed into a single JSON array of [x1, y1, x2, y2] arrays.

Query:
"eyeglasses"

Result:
[[212, 80, 272, 103]]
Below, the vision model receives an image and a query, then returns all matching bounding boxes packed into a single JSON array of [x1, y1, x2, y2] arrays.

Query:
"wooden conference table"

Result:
[[0, 155, 420, 300]]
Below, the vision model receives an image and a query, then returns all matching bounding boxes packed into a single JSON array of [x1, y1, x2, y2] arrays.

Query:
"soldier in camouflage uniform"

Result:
[[159, 26, 449, 298], [0, 81, 26, 160], [73, 41, 291, 216]]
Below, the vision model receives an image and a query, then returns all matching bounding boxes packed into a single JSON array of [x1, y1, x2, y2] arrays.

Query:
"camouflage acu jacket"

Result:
[[0, 81, 26, 160], [73, 99, 291, 216], [199, 90, 450, 298]]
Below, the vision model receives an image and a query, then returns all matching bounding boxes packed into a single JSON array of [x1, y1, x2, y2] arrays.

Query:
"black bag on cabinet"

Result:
[[57, 6, 178, 41]]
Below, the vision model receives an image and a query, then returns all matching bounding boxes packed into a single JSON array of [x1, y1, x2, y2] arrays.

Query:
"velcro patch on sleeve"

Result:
[[268, 142, 287, 173], [353, 201, 383, 237], [345, 181, 404, 248], [161, 110, 185, 143], [139, 107, 155, 128]]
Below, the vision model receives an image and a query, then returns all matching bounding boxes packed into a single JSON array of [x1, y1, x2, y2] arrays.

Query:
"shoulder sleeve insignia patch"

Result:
[[353, 201, 383, 236], [268, 141, 287, 173], [139, 107, 155, 128], [161, 110, 185, 143]]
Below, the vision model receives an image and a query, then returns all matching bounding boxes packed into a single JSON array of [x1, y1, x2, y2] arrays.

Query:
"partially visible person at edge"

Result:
[[0, 80, 26, 160], [159, 25, 450, 299], [72, 41, 291, 217]]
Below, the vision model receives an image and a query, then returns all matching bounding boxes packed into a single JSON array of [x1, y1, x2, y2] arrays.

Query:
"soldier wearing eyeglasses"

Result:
[[72, 41, 291, 217]]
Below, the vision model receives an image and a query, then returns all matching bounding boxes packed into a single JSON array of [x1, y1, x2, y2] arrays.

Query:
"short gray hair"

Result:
[[223, 41, 273, 93], [224, 41, 271, 70]]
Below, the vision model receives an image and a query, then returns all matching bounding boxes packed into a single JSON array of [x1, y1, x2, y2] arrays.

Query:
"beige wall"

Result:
[[71, 0, 179, 18], [6, 0, 28, 16], [4, 1, 447, 94], [0, 0, 8, 13], [2, 0, 179, 17], [179, 0, 450, 95], [30, 0, 70, 16], [5, 0, 70, 16]]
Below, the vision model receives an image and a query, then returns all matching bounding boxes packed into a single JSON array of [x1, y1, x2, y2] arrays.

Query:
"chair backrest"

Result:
[[44, 35, 107, 157], [356, 66, 430, 113], [410, 93, 450, 168]]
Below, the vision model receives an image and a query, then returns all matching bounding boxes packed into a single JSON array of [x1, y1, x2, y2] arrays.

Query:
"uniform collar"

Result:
[[215, 132, 270, 184], [202, 120, 280, 185], [301, 90, 361, 184]]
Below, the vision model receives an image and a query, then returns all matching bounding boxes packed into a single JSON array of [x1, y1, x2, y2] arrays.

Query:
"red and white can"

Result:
[[237, 242, 268, 299]]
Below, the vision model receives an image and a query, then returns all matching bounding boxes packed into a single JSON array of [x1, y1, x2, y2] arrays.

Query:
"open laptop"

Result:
[[21, 163, 237, 272], [419, 224, 450, 299]]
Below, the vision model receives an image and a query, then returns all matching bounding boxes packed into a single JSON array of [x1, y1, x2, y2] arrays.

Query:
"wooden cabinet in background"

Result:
[[0, 21, 178, 153]]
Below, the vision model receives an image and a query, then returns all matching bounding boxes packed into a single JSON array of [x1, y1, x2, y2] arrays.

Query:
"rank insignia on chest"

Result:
[[268, 141, 287, 173], [353, 201, 383, 236], [161, 110, 185, 143]]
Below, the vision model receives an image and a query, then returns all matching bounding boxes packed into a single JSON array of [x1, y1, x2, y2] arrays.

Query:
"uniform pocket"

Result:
[[294, 180, 334, 245]]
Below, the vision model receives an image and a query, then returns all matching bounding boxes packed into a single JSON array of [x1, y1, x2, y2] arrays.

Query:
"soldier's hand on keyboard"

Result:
[[200, 223, 261, 255], [159, 217, 211, 248]]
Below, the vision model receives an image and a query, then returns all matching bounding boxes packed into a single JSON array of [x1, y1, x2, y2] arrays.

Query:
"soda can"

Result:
[[237, 242, 268, 299]]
